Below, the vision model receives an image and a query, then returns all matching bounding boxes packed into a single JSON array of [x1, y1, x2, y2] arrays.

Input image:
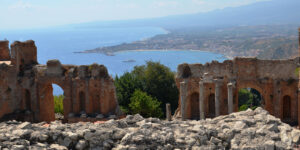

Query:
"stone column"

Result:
[[166, 103, 171, 121], [199, 80, 205, 120], [227, 83, 233, 114], [180, 81, 187, 121], [214, 79, 221, 117]]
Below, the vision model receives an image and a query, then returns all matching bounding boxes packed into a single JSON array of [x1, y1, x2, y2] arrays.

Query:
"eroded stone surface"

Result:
[[0, 108, 299, 149]]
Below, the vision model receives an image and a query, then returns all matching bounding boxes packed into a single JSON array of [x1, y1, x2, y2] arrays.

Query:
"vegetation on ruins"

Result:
[[54, 95, 64, 114], [238, 88, 262, 111], [129, 90, 163, 118], [115, 61, 178, 118], [295, 67, 300, 77]]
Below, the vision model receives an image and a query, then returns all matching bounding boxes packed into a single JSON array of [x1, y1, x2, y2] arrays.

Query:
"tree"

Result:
[[115, 61, 179, 116], [238, 88, 263, 111], [115, 72, 144, 111], [129, 90, 163, 118], [142, 61, 179, 113]]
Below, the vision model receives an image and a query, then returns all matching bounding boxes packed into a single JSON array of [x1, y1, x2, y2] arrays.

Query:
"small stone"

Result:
[[210, 137, 221, 145], [17, 122, 31, 129], [233, 121, 247, 130], [11, 145, 25, 150], [63, 137, 72, 147], [96, 114, 104, 119], [268, 124, 279, 133], [264, 140, 275, 150], [109, 115, 116, 119], [76, 140, 87, 150], [50, 144, 68, 150], [291, 129, 300, 143], [80, 113, 87, 118]]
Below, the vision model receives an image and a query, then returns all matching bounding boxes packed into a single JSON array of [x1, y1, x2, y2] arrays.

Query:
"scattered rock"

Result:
[[0, 108, 298, 149]]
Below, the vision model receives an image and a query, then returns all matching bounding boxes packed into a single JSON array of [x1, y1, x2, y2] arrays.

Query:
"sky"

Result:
[[0, 0, 268, 29]]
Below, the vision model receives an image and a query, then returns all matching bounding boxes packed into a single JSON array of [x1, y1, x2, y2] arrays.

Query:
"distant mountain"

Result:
[[74, 0, 300, 29]]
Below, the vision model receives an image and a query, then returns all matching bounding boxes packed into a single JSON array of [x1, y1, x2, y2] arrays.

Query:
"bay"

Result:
[[1, 26, 226, 94]]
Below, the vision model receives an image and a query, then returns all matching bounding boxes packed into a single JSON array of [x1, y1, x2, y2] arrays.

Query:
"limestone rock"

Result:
[[0, 108, 299, 149]]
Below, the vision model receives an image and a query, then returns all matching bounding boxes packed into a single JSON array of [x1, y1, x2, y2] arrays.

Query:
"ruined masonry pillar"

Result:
[[214, 80, 221, 117], [227, 83, 233, 114], [166, 103, 171, 121], [180, 81, 187, 121], [199, 80, 205, 120]]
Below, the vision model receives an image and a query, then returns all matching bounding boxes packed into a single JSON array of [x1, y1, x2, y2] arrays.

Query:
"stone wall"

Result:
[[0, 41, 10, 61], [0, 40, 122, 123], [175, 57, 300, 125]]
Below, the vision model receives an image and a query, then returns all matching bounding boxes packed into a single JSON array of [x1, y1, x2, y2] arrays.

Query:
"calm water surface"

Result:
[[1, 27, 226, 94]]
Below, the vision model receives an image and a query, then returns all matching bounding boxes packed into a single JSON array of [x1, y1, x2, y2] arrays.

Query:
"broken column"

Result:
[[214, 79, 221, 117], [166, 103, 171, 121], [11, 40, 37, 72], [199, 80, 205, 120], [180, 81, 187, 121], [227, 83, 233, 114]]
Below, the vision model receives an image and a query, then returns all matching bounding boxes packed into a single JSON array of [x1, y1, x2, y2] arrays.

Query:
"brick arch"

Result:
[[236, 81, 266, 109], [38, 80, 72, 123]]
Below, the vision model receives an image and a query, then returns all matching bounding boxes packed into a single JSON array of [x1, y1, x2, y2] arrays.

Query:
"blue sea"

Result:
[[1, 26, 226, 94]]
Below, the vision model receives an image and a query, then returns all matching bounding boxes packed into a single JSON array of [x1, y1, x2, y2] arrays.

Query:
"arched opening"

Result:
[[190, 92, 199, 120], [282, 95, 292, 123], [238, 88, 263, 111], [52, 84, 64, 120], [208, 94, 215, 118], [25, 90, 31, 111], [79, 91, 86, 113]]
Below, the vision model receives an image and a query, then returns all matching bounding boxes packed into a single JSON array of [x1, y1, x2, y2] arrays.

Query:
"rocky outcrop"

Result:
[[0, 108, 299, 149]]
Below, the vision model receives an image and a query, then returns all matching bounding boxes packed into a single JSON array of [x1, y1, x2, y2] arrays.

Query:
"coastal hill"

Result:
[[79, 0, 300, 59], [75, 0, 300, 29], [82, 25, 299, 59]]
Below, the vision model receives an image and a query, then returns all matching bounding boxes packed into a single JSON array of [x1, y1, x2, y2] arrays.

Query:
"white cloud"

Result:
[[9, 0, 34, 9], [154, 1, 179, 8], [192, 0, 205, 5], [116, 3, 138, 9]]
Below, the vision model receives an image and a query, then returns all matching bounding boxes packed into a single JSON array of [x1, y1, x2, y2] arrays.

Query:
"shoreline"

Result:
[[77, 49, 232, 60], [100, 49, 231, 60]]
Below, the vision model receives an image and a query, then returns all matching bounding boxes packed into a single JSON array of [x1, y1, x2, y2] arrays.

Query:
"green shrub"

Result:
[[238, 88, 253, 108], [238, 88, 263, 111], [239, 104, 249, 111], [54, 95, 64, 114], [295, 67, 299, 77], [115, 61, 178, 117], [129, 89, 163, 118]]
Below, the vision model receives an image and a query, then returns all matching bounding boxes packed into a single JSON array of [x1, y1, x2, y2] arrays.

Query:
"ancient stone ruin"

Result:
[[174, 28, 300, 126], [0, 40, 122, 123]]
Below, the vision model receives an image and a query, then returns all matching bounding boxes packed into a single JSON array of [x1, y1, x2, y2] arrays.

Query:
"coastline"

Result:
[[109, 49, 230, 60]]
